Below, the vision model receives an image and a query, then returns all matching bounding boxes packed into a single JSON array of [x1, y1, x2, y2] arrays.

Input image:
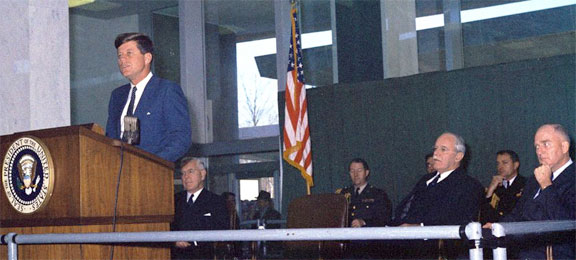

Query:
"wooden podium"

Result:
[[0, 124, 174, 259]]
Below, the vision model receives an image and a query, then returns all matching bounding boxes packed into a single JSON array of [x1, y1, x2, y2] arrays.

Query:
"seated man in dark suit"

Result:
[[172, 157, 229, 260], [481, 150, 526, 224], [106, 32, 191, 162], [393, 153, 435, 225], [498, 124, 575, 259], [400, 132, 484, 258]]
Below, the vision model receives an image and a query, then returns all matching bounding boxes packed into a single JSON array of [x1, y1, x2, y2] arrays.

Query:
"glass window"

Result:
[[237, 38, 279, 129], [416, 0, 446, 73], [414, 0, 576, 72], [239, 177, 275, 222], [203, 1, 278, 142], [461, 0, 576, 68]]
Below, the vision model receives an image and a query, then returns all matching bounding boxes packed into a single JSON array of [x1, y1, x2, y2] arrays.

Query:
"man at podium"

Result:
[[105, 32, 191, 162]]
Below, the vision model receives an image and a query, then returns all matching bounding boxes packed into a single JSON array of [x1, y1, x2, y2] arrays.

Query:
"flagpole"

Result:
[[293, 0, 309, 197], [283, 0, 313, 196]]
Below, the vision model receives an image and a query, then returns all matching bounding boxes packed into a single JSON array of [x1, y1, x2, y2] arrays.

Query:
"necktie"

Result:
[[355, 187, 360, 196], [126, 87, 137, 116], [187, 194, 194, 206], [428, 174, 440, 187], [503, 180, 509, 189]]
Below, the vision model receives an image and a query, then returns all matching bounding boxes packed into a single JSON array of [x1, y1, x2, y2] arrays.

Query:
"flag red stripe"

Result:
[[283, 3, 313, 187]]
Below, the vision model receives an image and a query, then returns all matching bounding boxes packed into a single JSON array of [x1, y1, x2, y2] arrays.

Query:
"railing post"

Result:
[[491, 223, 507, 260], [465, 222, 483, 260], [5, 233, 18, 260]]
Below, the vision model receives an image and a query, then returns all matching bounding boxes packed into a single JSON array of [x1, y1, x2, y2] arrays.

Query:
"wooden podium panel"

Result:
[[0, 124, 175, 259]]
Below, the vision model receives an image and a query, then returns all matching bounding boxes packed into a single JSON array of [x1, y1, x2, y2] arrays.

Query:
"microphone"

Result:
[[122, 116, 140, 145]]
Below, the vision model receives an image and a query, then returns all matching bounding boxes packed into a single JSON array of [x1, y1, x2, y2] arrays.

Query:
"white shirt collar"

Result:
[[130, 72, 153, 110], [354, 183, 368, 194], [120, 72, 153, 135], [187, 188, 203, 203], [427, 169, 455, 185], [506, 174, 518, 186], [553, 159, 573, 181]]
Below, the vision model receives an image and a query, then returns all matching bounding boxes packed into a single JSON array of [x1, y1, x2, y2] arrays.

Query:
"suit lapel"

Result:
[[552, 163, 575, 187], [134, 76, 159, 117], [189, 189, 207, 210], [112, 85, 131, 136], [508, 175, 525, 195]]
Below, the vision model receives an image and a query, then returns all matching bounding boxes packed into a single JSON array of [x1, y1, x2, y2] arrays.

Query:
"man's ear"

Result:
[[144, 53, 152, 65], [455, 152, 464, 162], [200, 169, 207, 181], [561, 141, 570, 154]]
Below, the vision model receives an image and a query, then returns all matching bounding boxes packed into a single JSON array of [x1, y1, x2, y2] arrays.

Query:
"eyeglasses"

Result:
[[181, 168, 203, 175]]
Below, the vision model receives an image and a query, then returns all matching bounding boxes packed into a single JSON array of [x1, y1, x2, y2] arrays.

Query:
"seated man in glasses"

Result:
[[172, 157, 229, 260]]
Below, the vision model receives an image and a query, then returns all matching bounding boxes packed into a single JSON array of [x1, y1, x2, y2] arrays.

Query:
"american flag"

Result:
[[283, 2, 313, 189]]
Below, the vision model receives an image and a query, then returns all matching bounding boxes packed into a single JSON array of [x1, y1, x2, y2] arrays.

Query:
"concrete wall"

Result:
[[0, 0, 70, 135]]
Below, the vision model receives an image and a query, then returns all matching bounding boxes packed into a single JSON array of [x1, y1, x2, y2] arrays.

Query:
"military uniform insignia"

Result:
[[335, 188, 352, 202]]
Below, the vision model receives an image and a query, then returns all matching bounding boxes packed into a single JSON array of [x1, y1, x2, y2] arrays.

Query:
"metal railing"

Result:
[[2, 220, 574, 260]]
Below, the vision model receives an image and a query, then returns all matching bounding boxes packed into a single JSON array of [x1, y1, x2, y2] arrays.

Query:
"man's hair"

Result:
[[443, 132, 466, 154], [542, 124, 571, 143], [114, 32, 154, 55], [348, 158, 370, 171], [179, 157, 206, 170], [425, 153, 433, 161], [497, 150, 520, 163]]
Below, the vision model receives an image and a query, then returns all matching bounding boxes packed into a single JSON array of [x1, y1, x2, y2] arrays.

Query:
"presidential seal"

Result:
[[2, 136, 54, 214]]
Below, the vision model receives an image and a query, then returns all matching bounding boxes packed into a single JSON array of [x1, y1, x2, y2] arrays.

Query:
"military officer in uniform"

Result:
[[481, 150, 526, 224], [336, 158, 392, 258]]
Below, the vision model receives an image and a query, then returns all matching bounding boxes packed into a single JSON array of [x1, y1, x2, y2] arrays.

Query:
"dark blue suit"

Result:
[[502, 162, 575, 260], [106, 76, 192, 162], [404, 167, 484, 226], [400, 167, 484, 259], [172, 189, 230, 259]]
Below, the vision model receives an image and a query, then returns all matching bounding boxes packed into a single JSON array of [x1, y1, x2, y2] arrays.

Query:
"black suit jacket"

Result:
[[502, 162, 575, 260], [481, 174, 526, 223], [404, 167, 484, 225], [392, 173, 435, 225], [172, 189, 229, 259]]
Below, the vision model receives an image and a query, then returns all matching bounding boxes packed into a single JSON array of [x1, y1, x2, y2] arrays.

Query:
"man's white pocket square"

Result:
[[203, 213, 212, 216]]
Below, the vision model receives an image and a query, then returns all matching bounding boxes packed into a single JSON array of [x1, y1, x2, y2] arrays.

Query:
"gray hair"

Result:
[[444, 132, 466, 154], [179, 157, 206, 170], [540, 124, 571, 143]]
